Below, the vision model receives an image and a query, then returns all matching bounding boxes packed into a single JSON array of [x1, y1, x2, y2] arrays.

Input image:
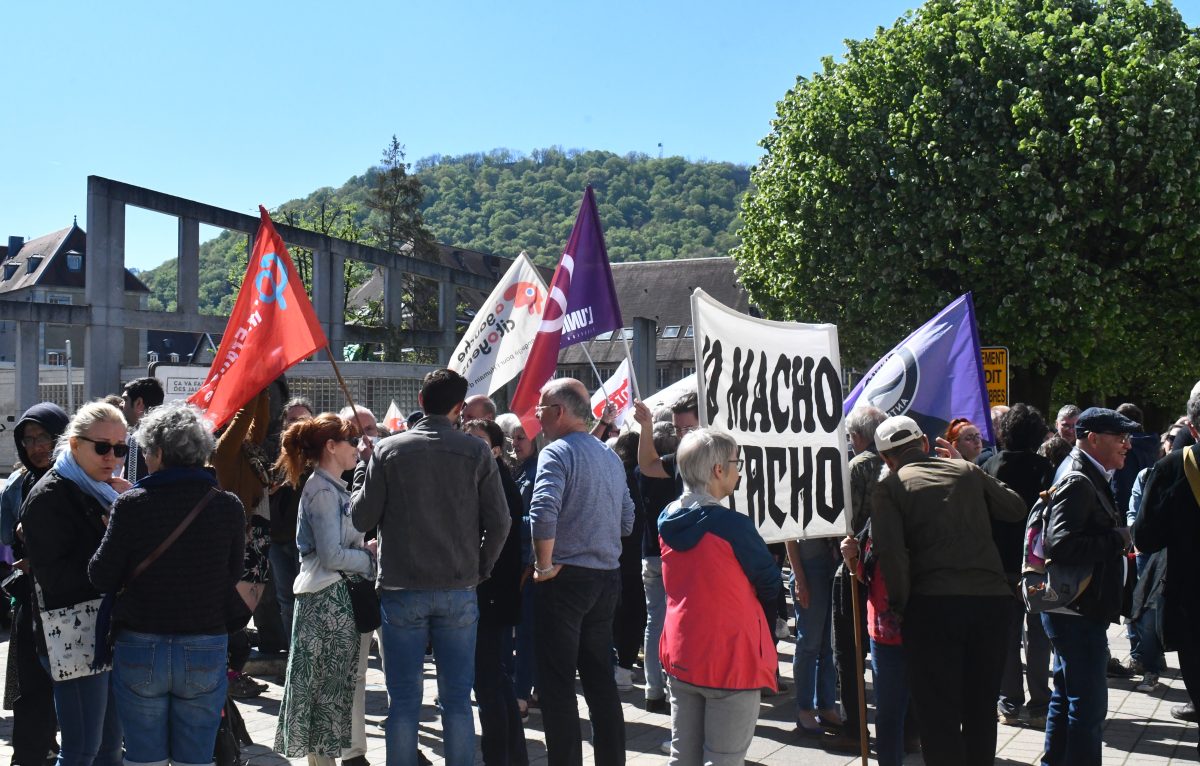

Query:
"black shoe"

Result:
[[1171, 703, 1200, 723], [417, 752, 432, 766], [646, 696, 669, 714], [227, 672, 268, 699], [342, 757, 369, 766], [1106, 657, 1133, 678], [823, 732, 862, 753]]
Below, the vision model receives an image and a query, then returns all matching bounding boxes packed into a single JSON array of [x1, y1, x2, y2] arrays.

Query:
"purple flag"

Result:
[[558, 186, 624, 347], [843, 293, 994, 445]]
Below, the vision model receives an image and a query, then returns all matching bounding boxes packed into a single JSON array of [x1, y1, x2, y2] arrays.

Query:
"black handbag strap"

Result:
[[127, 487, 219, 586]]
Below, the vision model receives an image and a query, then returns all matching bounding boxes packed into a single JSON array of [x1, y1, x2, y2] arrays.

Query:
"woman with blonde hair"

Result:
[[22, 401, 131, 766], [273, 413, 377, 766]]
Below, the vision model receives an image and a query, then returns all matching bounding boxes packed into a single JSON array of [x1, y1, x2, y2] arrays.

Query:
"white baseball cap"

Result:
[[875, 415, 924, 452]]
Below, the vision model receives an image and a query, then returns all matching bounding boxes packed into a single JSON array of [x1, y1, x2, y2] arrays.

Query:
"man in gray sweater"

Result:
[[531, 377, 635, 766], [351, 368, 509, 766]]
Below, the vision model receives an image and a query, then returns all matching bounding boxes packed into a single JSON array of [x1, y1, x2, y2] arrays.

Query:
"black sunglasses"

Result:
[[343, 436, 361, 448], [76, 435, 130, 458]]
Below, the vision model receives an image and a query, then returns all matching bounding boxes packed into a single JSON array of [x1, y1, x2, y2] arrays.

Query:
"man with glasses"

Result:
[[530, 378, 635, 766], [1040, 407, 1139, 766], [120, 377, 164, 483]]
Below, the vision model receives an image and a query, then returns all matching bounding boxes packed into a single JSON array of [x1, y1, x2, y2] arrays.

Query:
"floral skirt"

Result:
[[241, 516, 271, 584], [274, 580, 361, 757]]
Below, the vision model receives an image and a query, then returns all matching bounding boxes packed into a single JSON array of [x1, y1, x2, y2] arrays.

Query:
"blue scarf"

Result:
[[53, 449, 119, 509]]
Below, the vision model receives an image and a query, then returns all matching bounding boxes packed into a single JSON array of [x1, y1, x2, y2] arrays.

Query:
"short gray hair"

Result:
[[676, 427, 739, 492], [845, 406, 887, 443], [1057, 404, 1080, 422], [339, 404, 374, 421], [56, 400, 127, 457], [495, 412, 522, 437], [1187, 393, 1200, 427], [282, 397, 314, 416], [135, 400, 216, 468], [541, 378, 591, 421]]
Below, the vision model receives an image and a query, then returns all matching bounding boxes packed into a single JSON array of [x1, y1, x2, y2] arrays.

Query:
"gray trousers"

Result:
[[667, 676, 760, 765]]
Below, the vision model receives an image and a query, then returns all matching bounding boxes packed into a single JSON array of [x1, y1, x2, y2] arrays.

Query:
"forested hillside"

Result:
[[140, 147, 750, 314]]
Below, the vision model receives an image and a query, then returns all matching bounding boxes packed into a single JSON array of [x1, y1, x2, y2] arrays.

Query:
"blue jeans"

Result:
[[380, 589, 478, 766], [1131, 554, 1166, 673], [870, 640, 909, 766], [1041, 613, 1108, 766], [268, 540, 300, 640], [111, 631, 228, 766], [43, 665, 122, 766], [512, 580, 536, 701], [642, 556, 666, 700], [792, 552, 836, 712]]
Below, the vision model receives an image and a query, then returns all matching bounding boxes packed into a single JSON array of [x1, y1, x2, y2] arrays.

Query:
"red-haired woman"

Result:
[[272, 414, 377, 766], [945, 418, 984, 463]]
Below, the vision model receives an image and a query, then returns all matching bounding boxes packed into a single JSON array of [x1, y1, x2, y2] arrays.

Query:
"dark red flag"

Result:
[[189, 207, 327, 430]]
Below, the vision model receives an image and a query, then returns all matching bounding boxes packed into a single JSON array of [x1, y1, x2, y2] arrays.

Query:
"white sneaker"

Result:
[[775, 617, 791, 640], [614, 665, 634, 692], [659, 738, 672, 755]]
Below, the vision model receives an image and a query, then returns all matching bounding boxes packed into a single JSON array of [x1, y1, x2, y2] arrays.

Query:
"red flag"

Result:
[[510, 187, 623, 437], [189, 207, 327, 430]]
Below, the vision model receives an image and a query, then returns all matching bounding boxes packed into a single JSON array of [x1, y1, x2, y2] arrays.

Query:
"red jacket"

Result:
[[659, 498, 779, 691]]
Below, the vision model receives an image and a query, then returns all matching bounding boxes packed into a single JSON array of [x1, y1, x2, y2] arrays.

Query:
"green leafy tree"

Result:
[[735, 0, 1200, 416]]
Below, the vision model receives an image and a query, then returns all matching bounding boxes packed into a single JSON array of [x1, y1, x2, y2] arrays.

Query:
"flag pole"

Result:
[[617, 332, 642, 401], [849, 571, 869, 766], [325, 346, 372, 446], [581, 343, 609, 402]]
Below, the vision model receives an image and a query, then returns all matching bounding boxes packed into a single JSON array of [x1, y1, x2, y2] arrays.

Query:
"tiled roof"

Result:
[[0, 224, 149, 295]]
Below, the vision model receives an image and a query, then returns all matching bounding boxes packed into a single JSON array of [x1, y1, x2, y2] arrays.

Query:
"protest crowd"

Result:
[[1, 204, 1197, 766]]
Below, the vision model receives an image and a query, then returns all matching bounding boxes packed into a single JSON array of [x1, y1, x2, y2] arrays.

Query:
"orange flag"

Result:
[[189, 207, 327, 430]]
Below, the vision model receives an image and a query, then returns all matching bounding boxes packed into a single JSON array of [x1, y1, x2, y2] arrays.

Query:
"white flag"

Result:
[[589, 359, 634, 427], [382, 401, 406, 432], [450, 253, 549, 398]]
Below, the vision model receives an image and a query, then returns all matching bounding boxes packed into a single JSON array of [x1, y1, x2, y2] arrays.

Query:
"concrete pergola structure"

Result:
[[1, 176, 497, 410]]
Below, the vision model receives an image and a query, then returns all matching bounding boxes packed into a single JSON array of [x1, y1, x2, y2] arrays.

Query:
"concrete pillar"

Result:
[[15, 320, 39, 413], [177, 216, 200, 315], [438, 280, 457, 364], [328, 251, 345, 361], [384, 267, 405, 327], [84, 178, 125, 399], [631, 317, 657, 400]]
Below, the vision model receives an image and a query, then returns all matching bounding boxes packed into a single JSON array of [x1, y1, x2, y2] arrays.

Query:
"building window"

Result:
[[662, 325, 681, 339], [47, 293, 72, 305], [46, 351, 66, 366], [681, 366, 696, 378], [684, 326, 694, 338], [657, 366, 672, 390], [65, 252, 83, 271], [621, 327, 634, 340]]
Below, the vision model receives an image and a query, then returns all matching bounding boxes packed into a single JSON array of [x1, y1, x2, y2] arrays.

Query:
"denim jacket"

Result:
[[293, 468, 375, 596]]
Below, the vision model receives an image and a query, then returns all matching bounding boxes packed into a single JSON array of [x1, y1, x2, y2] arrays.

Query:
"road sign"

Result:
[[152, 364, 208, 403], [980, 346, 1008, 407]]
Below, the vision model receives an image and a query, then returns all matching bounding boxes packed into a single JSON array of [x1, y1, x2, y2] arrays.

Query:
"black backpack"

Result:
[[1020, 471, 1095, 614]]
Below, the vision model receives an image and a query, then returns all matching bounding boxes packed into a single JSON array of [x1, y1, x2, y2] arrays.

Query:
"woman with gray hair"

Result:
[[658, 427, 781, 763], [89, 401, 246, 766]]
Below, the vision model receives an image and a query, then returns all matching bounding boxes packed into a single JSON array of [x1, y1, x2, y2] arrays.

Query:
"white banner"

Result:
[[450, 254, 549, 397], [382, 401, 406, 433], [589, 359, 634, 427], [691, 288, 851, 543]]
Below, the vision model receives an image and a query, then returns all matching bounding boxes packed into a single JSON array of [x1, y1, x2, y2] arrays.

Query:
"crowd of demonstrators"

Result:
[[658, 428, 779, 764], [2, 403, 66, 766], [10, 367, 1200, 766], [89, 401, 245, 766]]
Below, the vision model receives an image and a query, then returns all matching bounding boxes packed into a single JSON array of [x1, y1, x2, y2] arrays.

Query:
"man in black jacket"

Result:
[[1041, 407, 1138, 766], [1133, 392, 1200, 737]]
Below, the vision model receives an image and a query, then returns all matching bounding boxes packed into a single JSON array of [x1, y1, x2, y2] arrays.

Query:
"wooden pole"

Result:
[[848, 568, 870, 766], [326, 347, 372, 446]]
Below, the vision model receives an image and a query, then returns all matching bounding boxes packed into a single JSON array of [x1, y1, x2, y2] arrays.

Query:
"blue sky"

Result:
[[3, 1, 1199, 271]]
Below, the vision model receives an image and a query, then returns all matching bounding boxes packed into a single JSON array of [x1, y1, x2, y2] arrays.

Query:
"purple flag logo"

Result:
[[844, 293, 994, 445], [558, 186, 624, 348]]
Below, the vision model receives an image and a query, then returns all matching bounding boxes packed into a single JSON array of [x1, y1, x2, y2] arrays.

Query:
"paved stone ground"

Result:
[[1, 621, 1195, 764]]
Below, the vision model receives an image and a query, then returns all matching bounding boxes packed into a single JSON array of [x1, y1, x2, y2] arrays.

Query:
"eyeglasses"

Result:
[[1094, 432, 1132, 444], [342, 436, 361, 448], [76, 435, 129, 458], [674, 425, 698, 437], [535, 403, 561, 415], [957, 433, 982, 443], [727, 459, 744, 470], [20, 434, 54, 449]]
